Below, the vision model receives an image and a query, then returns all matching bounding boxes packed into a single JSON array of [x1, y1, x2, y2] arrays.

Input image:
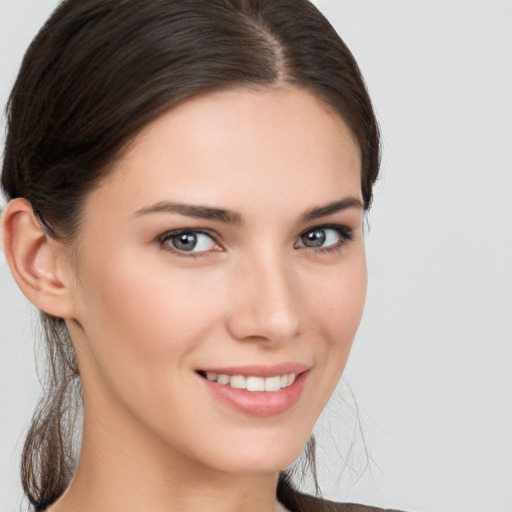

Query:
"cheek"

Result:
[[75, 252, 224, 375], [308, 250, 367, 343], [71, 253, 229, 442], [302, 248, 367, 388]]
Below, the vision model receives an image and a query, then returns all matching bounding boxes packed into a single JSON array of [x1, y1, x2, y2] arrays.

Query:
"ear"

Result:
[[2, 198, 76, 319]]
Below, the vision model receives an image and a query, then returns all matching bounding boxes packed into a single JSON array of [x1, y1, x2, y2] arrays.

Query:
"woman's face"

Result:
[[65, 86, 366, 475]]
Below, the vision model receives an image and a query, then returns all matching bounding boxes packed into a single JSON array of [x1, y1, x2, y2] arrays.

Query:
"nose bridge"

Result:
[[226, 248, 301, 345]]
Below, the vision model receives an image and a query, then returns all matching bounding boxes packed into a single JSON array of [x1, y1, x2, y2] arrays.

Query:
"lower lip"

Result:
[[199, 371, 309, 417]]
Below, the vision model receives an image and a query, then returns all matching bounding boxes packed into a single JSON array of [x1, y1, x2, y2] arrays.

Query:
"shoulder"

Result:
[[277, 474, 404, 512], [288, 493, 403, 512]]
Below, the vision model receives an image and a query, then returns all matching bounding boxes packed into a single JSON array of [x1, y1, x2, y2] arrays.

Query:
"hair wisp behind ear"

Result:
[[2, 198, 81, 509]]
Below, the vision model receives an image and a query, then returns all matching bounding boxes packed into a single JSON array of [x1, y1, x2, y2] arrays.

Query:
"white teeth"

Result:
[[264, 375, 281, 392], [246, 376, 265, 392], [217, 373, 230, 385], [204, 372, 297, 392], [229, 375, 246, 389]]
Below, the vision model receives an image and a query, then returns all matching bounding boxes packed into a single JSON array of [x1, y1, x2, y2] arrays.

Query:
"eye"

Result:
[[159, 229, 219, 255], [296, 225, 352, 252]]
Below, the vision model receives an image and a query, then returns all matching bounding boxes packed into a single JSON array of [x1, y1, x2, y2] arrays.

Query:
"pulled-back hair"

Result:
[[1, 0, 380, 509]]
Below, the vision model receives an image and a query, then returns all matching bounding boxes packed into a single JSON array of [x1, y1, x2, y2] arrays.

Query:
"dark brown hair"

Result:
[[1, 0, 380, 509]]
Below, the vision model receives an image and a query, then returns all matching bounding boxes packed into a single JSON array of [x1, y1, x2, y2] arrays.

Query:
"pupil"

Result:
[[303, 229, 325, 247], [174, 233, 197, 251]]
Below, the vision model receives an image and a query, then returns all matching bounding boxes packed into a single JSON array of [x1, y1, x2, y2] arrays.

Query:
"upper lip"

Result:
[[197, 362, 310, 378]]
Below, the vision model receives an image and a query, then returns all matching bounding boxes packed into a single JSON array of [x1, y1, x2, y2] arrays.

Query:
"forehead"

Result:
[[92, 86, 362, 219]]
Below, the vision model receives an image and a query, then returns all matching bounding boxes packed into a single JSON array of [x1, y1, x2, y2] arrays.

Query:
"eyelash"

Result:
[[300, 224, 354, 255], [158, 228, 219, 259], [157, 224, 353, 259]]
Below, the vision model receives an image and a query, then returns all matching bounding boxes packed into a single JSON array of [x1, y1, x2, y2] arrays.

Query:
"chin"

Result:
[[194, 429, 311, 476]]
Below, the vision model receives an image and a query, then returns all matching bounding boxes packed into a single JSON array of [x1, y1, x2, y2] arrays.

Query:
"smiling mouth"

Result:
[[197, 371, 296, 392], [196, 366, 310, 416]]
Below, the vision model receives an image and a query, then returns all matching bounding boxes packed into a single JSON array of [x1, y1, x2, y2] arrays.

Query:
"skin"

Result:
[[3, 86, 366, 512]]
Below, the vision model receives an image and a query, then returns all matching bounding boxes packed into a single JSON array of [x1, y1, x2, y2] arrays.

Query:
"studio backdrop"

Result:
[[1, 1, 511, 511]]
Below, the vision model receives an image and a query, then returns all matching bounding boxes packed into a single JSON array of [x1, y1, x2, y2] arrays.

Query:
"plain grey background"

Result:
[[1, 1, 511, 511]]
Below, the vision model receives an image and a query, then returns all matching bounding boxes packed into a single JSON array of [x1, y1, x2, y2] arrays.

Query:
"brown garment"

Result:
[[277, 474, 403, 512]]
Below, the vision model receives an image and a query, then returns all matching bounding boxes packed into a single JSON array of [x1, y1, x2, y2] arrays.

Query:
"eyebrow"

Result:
[[133, 196, 363, 224], [300, 197, 363, 222], [134, 201, 242, 224]]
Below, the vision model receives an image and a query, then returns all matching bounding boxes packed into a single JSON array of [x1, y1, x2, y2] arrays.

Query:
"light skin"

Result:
[[2, 86, 366, 512]]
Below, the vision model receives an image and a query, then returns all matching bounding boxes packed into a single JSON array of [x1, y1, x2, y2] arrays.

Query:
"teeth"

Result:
[[246, 376, 265, 392], [217, 373, 230, 385], [264, 376, 281, 392], [203, 372, 297, 392], [229, 375, 246, 389]]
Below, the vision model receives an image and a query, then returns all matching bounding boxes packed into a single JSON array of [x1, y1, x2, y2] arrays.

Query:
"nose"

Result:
[[225, 256, 301, 346]]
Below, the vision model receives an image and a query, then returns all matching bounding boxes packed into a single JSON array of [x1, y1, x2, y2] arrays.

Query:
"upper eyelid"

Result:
[[158, 227, 219, 241], [158, 224, 350, 238], [299, 223, 352, 236]]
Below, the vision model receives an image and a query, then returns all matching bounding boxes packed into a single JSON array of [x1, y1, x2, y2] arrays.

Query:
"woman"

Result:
[[1, 0, 398, 511]]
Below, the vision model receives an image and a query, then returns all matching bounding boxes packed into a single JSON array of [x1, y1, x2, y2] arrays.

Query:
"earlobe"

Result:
[[2, 198, 75, 319]]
